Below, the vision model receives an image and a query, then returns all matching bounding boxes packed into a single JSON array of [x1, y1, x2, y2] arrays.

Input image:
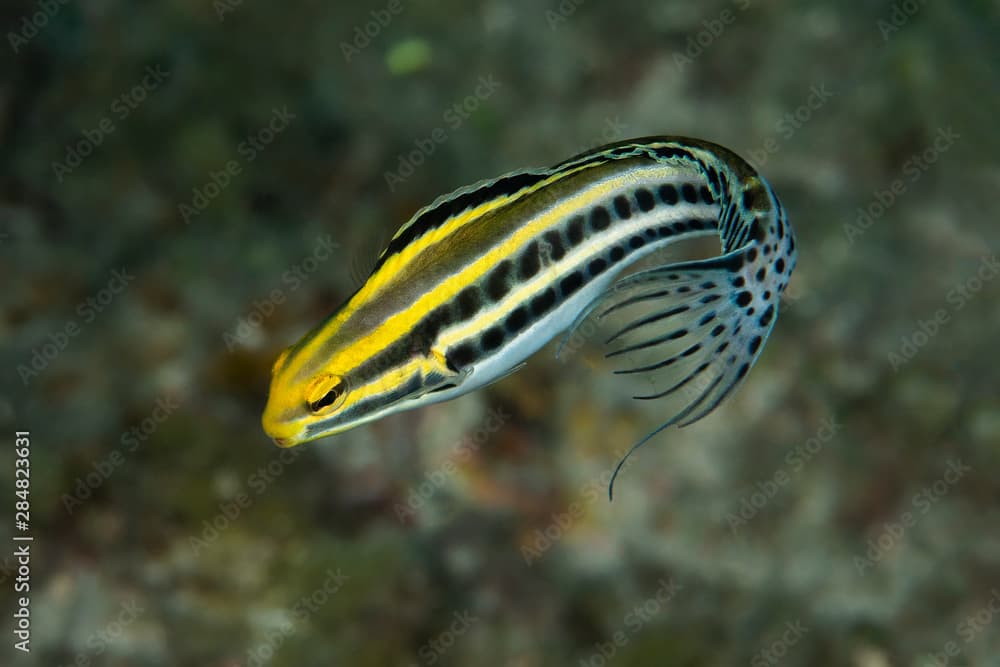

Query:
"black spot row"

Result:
[[659, 184, 679, 205], [759, 304, 774, 328], [682, 184, 698, 204], [560, 271, 583, 297], [519, 241, 541, 280], [506, 306, 529, 334], [448, 342, 478, 368], [593, 206, 612, 231], [612, 197, 631, 220], [457, 286, 481, 320], [530, 287, 557, 317], [588, 257, 608, 277], [482, 326, 505, 352], [486, 260, 513, 301], [567, 215, 585, 245], [543, 230, 566, 261], [635, 188, 655, 212], [551, 192, 685, 268], [468, 283, 563, 358]]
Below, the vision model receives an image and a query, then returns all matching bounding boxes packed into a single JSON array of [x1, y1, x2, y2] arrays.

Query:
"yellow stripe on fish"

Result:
[[262, 136, 797, 495]]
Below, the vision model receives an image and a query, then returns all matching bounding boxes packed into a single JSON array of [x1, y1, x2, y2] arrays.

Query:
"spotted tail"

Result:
[[556, 138, 799, 497]]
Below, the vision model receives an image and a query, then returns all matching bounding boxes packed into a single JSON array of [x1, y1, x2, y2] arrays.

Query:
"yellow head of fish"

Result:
[[261, 303, 465, 447]]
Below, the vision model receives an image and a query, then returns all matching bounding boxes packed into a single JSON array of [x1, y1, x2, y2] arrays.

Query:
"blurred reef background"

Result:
[[2, 1, 1000, 665]]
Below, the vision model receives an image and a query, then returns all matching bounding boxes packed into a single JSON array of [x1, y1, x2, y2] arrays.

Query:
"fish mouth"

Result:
[[265, 426, 307, 448], [266, 418, 352, 447], [261, 408, 309, 447]]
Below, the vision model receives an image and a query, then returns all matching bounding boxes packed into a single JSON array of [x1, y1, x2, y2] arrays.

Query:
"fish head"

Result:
[[261, 342, 350, 447], [262, 319, 463, 447]]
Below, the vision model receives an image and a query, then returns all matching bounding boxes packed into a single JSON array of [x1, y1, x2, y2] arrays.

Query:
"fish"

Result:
[[262, 136, 797, 496]]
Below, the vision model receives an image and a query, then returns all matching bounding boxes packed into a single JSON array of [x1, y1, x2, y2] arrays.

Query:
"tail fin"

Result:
[[565, 247, 778, 498]]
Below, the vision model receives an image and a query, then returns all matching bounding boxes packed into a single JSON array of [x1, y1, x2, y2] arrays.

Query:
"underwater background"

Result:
[[2, 0, 1000, 665]]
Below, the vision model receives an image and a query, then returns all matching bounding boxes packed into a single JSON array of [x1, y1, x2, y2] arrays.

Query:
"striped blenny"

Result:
[[262, 136, 797, 491]]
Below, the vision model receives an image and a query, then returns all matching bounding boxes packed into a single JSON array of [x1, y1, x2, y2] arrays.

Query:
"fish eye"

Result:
[[305, 374, 348, 415]]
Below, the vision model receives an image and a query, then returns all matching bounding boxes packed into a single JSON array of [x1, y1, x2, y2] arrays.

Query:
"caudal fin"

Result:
[[566, 247, 779, 498]]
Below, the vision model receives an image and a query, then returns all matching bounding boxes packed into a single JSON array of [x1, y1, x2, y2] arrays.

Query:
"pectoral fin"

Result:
[[425, 347, 470, 389]]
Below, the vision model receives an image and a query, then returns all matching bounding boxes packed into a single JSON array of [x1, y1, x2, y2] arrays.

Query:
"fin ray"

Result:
[[572, 247, 782, 498]]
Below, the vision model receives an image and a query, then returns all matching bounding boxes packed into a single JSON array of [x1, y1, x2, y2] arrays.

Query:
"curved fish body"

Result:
[[262, 136, 797, 462]]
